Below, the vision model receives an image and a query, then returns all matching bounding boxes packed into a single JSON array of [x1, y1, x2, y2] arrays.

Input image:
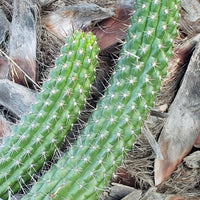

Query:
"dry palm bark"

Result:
[[92, 7, 132, 51], [0, 79, 36, 118], [102, 183, 142, 200], [180, 0, 200, 36], [41, 3, 114, 43], [154, 35, 200, 186], [9, 0, 37, 88]]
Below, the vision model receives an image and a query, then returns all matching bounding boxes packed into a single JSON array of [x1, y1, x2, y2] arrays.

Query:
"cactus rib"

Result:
[[0, 31, 99, 199], [23, 0, 181, 199]]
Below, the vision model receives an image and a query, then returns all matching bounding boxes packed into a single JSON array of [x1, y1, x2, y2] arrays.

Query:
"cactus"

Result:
[[0, 31, 99, 199], [23, 0, 181, 199]]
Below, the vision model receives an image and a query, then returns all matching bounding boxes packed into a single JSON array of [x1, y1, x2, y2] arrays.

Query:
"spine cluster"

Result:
[[0, 31, 99, 199], [24, 0, 181, 199], [0, 0, 181, 199]]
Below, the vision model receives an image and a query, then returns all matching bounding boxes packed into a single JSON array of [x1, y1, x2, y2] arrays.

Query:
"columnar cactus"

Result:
[[0, 31, 99, 199], [23, 0, 181, 199]]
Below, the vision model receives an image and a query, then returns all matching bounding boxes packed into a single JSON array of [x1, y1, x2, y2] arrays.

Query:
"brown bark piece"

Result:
[[103, 183, 140, 200], [92, 7, 132, 51], [154, 41, 200, 185], [42, 3, 114, 41], [9, 0, 37, 88], [42, 4, 132, 52], [115, 167, 137, 187], [0, 79, 36, 118]]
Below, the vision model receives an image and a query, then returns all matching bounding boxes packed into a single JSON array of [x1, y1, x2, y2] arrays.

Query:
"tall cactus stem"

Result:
[[0, 31, 99, 199]]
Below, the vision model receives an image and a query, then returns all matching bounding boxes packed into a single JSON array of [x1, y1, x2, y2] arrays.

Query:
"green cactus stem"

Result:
[[0, 31, 99, 199], [23, 0, 181, 199]]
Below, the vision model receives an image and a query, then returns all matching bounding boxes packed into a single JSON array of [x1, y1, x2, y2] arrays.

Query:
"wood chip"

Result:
[[104, 183, 140, 200]]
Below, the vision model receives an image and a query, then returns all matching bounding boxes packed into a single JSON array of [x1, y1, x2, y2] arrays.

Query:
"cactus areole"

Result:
[[0, 0, 180, 199]]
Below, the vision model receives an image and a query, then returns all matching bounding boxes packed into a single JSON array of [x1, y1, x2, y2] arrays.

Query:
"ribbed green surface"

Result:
[[0, 31, 99, 199], [24, 0, 181, 199]]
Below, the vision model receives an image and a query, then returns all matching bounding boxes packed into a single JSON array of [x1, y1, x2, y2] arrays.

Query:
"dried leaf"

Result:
[[154, 41, 200, 186]]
